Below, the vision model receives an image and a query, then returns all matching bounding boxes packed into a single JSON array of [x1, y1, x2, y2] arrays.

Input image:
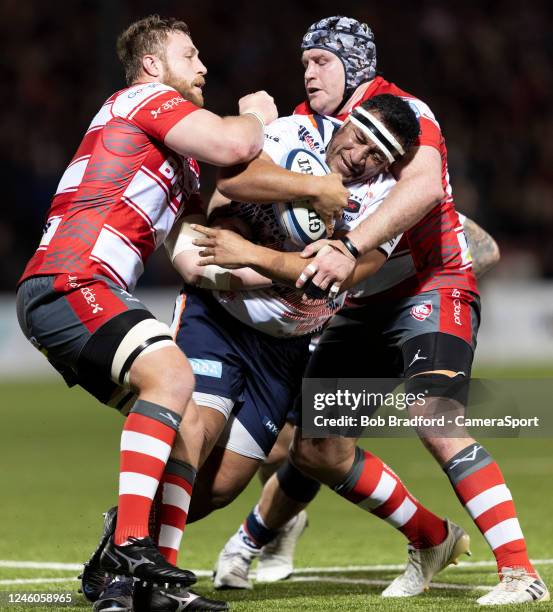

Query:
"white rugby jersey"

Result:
[[212, 113, 400, 337]]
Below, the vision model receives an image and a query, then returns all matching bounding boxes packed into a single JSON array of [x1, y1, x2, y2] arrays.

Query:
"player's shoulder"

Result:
[[111, 82, 181, 118], [270, 113, 339, 148], [368, 76, 439, 127]]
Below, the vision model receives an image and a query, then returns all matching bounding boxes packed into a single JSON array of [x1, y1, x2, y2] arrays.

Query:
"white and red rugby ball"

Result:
[[275, 148, 328, 246]]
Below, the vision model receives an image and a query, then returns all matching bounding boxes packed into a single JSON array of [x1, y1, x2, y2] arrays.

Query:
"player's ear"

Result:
[[142, 54, 163, 79]]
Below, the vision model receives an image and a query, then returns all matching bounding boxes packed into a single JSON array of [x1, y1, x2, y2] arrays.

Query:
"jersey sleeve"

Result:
[[406, 98, 442, 151], [127, 89, 201, 142], [262, 117, 305, 165], [336, 175, 402, 258]]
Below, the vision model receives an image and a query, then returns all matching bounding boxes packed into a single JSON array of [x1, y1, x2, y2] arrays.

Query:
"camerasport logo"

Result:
[[81, 286, 103, 314], [151, 96, 186, 119], [410, 303, 433, 321]]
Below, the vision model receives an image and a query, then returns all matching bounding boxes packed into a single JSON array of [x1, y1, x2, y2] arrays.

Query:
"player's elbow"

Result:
[[216, 168, 246, 200], [426, 182, 445, 207], [172, 254, 202, 286], [216, 137, 261, 167], [180, 269, 201, 286]]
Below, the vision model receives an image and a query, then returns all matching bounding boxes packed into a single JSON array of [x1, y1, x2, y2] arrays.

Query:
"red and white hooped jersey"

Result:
[[295, 76, 479, 302], [20, 82, 202, 292]]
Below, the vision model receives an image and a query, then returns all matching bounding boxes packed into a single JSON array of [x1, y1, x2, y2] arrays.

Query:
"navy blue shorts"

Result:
[[172, 285, 311, 459]]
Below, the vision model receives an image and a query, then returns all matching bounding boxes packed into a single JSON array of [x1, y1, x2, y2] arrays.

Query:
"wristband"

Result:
[[242, 111, 265, 128], [339, 236, 360, 259]]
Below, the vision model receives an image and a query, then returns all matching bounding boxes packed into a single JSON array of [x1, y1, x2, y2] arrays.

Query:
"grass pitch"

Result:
[[1, 377, 552, 611]]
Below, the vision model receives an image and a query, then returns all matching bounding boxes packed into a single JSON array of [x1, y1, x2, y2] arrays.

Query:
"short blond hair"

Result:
[[117, 14, 191, 85]]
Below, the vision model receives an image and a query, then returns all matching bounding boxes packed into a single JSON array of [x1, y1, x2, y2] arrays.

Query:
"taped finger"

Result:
[[329, 282, 341, 299], [298, 263, 318, 286]]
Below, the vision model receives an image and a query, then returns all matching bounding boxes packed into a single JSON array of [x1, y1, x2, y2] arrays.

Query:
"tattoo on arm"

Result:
[[463, 217, 501, 278]]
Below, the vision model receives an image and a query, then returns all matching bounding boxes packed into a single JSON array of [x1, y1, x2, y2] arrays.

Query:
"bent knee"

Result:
[[289, 440, 322, 477], [209, 483, 240, 511]]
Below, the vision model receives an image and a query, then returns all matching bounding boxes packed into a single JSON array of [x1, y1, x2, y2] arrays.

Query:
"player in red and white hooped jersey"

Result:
[[15, 14, 282, 610], [295, 40, 478, 302], [21, 81, 205, 292]]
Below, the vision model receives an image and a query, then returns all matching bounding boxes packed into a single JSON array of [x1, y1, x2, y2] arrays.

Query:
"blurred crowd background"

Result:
[[3, 0, 552, 289]]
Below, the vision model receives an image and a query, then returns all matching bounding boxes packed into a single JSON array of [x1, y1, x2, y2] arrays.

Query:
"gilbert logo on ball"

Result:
[[410, 303, 433, 321], [275, 149, 328, 246]]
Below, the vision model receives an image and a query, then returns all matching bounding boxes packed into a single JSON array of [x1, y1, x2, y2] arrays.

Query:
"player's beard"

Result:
[[162, 61, 205, 107]]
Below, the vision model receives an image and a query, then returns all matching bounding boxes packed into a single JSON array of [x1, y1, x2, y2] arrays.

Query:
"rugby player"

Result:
[[208, 17, 548, 606], [87, 94, 470, 611], [15, 13, 286, 612]]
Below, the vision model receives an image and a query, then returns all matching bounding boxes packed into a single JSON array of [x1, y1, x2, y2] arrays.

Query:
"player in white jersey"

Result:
[[168, 97, 473, 595], [161, 94, 418, 514], [84, 92, 420, 611], [207, 119, 399, 339]]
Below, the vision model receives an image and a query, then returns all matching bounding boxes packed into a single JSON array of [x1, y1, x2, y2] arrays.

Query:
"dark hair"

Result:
[[359, 94, 420, 152], [117, 15, 191, 85]]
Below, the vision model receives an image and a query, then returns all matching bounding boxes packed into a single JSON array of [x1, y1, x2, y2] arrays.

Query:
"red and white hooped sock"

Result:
[[335, 447, 447, 548], [115, 400, 181, 546], [444, 443, 535, 575], [152, 458, 196, 564]]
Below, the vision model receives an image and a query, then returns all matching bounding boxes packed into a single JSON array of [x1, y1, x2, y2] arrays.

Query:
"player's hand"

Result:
[[192, 224, 255, 269], [239, 91, 278, 125], [209, 215, 252, 239], [310, 173, 349, 236], [296, 240, 356, 299]]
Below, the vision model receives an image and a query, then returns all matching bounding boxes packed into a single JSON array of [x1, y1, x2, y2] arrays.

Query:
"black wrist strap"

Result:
[[340, 236, 360, 259]]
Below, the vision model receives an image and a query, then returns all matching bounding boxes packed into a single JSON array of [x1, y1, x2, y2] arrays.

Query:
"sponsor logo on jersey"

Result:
[[345, 198, 361, 214], [188, 358, 222, 378], [127, 83, 159, 98], [265, 133, 280, 142], [151, 96, 187, 119], [410, 303, 433, 321], [297, 126, 324, 154]]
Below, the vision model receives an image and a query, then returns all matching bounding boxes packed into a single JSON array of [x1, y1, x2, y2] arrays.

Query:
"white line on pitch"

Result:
[[290, 576, 491, 592], [0, 561, 82, 571], [0, 575, 492, 592], [289, 558, 553, 574], [0, 578, 79, 586], [0, 557, 552, 575]]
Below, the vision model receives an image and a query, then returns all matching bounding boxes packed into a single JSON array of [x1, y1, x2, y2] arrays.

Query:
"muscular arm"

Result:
[[347, 145, 445, 255], [164, 110, 265, 166], [217, 153, 322, 203], [245, 244, 386, 291], [165, 215, 272, 290], [192, 225, 386, 291], [295, 145, 445, 293], [215, 153, 349, 233], [462, 217, 501, 277]]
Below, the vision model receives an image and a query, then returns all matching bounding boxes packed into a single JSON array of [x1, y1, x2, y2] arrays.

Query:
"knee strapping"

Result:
[[276, 460, 321, 503]]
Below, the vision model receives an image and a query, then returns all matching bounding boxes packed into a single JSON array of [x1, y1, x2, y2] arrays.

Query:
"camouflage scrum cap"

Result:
[[301, 16, 377, 102]]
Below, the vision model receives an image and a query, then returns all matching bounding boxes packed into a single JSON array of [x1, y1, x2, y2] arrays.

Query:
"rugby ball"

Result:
[[275, 149, 328, 246]]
